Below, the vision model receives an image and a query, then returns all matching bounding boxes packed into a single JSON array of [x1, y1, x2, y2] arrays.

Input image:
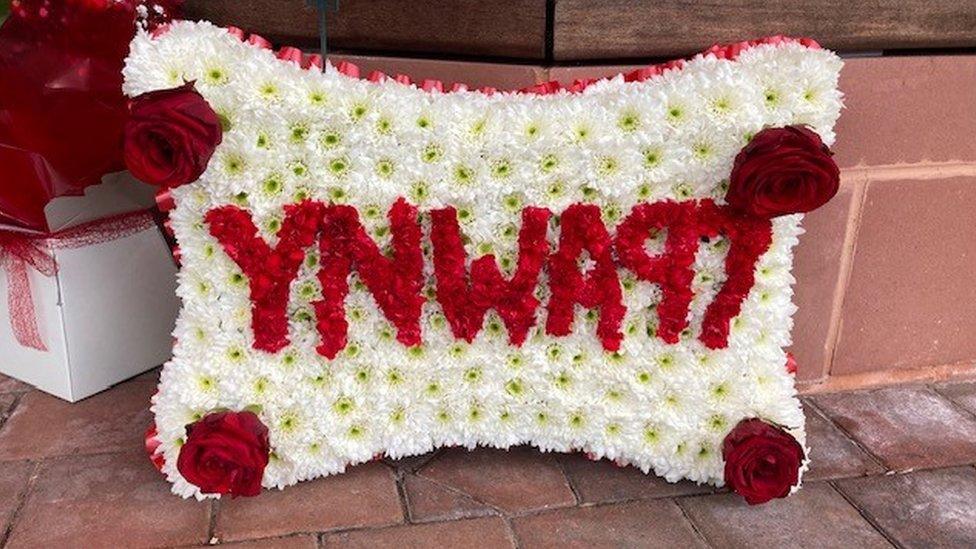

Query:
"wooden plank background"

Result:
[[185, 0, 976, 62], [185, 0, 548, 60], [553, 0, 976, 60]]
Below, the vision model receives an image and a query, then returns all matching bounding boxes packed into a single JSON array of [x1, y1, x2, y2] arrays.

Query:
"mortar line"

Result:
[[823, 170, 868, 378], [828, 480, 903, 549]]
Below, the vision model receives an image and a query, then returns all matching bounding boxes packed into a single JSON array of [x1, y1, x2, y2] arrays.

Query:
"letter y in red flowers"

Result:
[[206, 200, 324, 353]]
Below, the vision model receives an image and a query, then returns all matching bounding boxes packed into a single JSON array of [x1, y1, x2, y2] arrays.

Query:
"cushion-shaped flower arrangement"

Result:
[[126, 21, 842, 504]]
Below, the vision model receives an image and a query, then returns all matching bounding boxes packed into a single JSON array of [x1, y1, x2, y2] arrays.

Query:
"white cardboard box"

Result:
[[0, 173, 179, 401]]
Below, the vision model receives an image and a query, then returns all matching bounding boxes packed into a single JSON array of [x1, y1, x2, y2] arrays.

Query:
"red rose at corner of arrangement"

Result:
[[176, 410, 270, 497], [722, 418, 805, 505], [726, 125, 840, 219], [123, 83, 223, 189]]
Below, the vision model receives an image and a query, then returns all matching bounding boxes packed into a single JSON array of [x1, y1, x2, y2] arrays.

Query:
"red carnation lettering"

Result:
[[697, 200, 773, 348], [205, 200, 324, 353], [314, 198, 424, 358], [430, 206, 551, 345], [614, 200, 700, 343], [204, 198, 775, 355], [545, 204, 625, 351]]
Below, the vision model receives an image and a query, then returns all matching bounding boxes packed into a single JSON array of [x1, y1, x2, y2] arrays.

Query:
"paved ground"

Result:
[[0, 371, 975, 548]]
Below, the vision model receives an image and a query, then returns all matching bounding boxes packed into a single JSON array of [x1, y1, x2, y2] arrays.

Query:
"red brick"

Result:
[[811, 386, 976, 470], [832, 176, 976, 375], [215, 462, 401, 542], [513, 499, 706, 548], [418, 447, 575, 514], [218, 535, 319, 548], [679, 483, 888, 548], [0, 374, 30, 394], [802, 401, 883, 481], [791, 178, 858, 381], [0, 380, 155, 461], [833, 56, 976, 168], [403, 473, 494, 522], [331, 55, 546, 92], [323, 516, 515, 549], [0, 461, 32, 537], [933, 380, 976, 416], [836, 467, 976, 547], [5, 452, 210, 548], [557, 453, 714, 504]]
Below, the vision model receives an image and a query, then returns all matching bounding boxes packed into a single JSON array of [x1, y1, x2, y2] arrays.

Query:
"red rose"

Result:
[[123, 83, 222, 189], [722, 418, 805, 505], [726, 126, 840, 218], [176, 411, 270, 497]]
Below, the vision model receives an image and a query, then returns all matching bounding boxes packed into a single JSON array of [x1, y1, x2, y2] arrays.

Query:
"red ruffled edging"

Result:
[[151, 22, 819, 97]]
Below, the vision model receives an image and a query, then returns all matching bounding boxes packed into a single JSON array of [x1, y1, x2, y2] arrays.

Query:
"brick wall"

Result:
[[325, 52, 976, 389]]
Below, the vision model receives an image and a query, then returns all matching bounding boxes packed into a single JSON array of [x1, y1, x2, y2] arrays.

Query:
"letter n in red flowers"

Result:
[[314, 198, 424, 359], [206, 201, 324, 353], [430, 206, 551, 346], [546, 204, 625, 351], [614, 200, 700, 344]]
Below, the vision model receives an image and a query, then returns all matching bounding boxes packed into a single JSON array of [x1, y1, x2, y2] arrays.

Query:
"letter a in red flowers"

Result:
[[430, 206, 551, 346], [314, 198, 424, 359], [546, 204, 625, 351], [614, 200, 700, 344], [206, 200, 324, 353]]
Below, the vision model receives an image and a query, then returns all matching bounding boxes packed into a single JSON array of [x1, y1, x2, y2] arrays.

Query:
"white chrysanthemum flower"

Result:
[[126, 22, 841, 498]]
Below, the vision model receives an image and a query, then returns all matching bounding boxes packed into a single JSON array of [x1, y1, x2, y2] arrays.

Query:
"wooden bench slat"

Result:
[[553, 0, 976, 60], [185, 0, 548, 60]]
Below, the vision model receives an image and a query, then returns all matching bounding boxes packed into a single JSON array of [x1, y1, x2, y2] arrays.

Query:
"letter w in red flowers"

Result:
[[314, 198, 424, 359], [206, 201, 324, 353], [430, 206, 551, 346]]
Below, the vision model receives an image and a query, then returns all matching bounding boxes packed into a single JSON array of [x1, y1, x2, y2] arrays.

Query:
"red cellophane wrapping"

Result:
[[0, 0, 182, 232]]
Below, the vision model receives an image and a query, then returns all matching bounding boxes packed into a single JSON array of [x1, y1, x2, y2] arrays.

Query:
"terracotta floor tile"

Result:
[[512, 499, 706, 549], [383, 450, 439, 473], [0, 380, 155, 461], [0, 393, 16, 419], [0, 374, 30, 394], [129, 367, 162, 385], [215, 461, 402, 542], [933, 381, 976, 417], [403, 473, 495, 522], [679, 483, 889, 549], [811, 386, 976, 470], [418, 446, 575, 514], [557, 452, 715, 504], [323, 516, 515, 549], [0, 461, 32, 537], [802, 401, 884, 480], [217, 534, 319, 548], [5, 452, 210, 548], [836, 467, 976, 548]]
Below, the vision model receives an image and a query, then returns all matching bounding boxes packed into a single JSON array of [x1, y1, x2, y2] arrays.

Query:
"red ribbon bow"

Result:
[[0, 210, 156, 351]]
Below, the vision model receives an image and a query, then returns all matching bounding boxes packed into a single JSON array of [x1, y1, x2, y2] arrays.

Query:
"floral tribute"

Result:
[[124, 21, 842, 502]]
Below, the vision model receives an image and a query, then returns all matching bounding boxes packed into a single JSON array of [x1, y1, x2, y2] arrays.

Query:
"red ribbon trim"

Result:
[[0, 209, 157, 351]]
